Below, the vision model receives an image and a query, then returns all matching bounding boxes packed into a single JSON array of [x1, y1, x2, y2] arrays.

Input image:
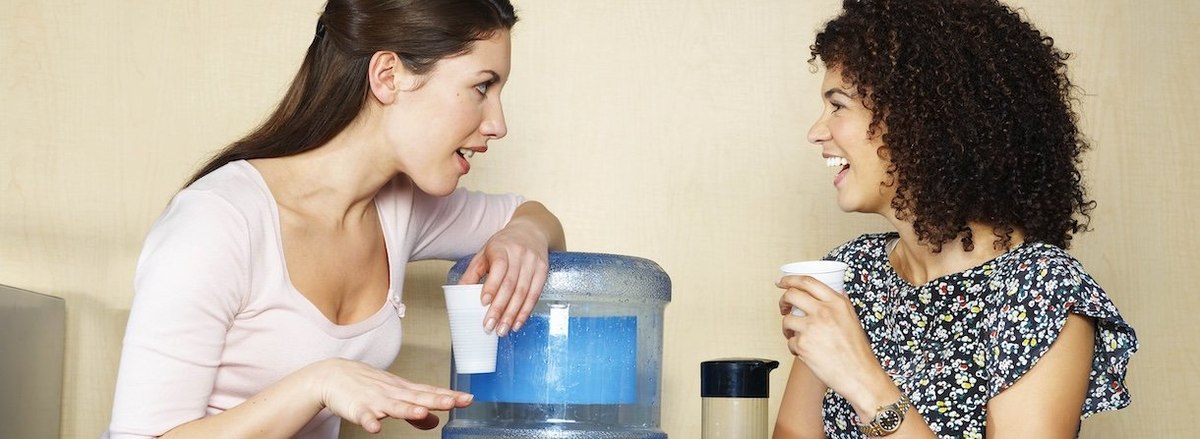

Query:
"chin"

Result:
[[426, 186, 458, 197], [835, 194, 856, 212], [835, 197, 869, 214], [413, 177, 460, 197]]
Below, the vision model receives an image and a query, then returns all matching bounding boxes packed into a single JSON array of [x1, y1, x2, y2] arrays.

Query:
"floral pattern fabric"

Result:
[[820, 233, 1137, 438]]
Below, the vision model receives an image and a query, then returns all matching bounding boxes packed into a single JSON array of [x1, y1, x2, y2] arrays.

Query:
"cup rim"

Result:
[[443, 283, 484, 291], [780, 260, 849, 274]]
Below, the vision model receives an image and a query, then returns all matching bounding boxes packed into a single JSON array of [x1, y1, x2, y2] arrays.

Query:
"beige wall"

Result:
[[1, 1, 1194, 438]]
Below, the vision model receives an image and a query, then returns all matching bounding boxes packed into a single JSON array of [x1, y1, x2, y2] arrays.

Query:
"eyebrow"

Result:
[[824, 87, 856, 100], [482, 70, 502, 83]]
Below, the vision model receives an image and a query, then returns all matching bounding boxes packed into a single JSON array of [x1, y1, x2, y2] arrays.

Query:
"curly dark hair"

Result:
[[810, 0, 1095, 251]]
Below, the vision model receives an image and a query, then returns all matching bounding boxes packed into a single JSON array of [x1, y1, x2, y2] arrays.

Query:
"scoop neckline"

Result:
[[881, 233, 1031, 289], [236, 160, 396, 338]]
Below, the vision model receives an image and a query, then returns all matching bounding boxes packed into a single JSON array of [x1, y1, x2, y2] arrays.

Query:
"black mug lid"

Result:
[[700, 358, 780, 398]]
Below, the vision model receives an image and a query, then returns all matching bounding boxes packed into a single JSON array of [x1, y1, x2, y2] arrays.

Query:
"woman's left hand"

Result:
[[777, 275, 894, 408], [459, 201, 565, 337]]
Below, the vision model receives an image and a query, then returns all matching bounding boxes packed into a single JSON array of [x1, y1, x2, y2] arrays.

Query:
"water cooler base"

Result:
[[442, 426, 666, 439]]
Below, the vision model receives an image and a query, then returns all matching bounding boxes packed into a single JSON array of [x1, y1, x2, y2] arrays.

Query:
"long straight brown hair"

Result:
[[186, 0, 518, 186]]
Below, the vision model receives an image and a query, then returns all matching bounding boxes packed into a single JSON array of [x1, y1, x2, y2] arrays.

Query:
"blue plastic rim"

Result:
[[447, 251, 671, 303]]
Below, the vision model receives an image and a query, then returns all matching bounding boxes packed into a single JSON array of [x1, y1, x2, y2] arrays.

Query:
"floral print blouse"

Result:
[[820, 233, 1137, 438]]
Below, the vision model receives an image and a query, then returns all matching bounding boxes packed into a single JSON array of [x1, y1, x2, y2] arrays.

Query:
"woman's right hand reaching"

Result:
[[155, 358, 474, 438], [309, 358, 474, 433]]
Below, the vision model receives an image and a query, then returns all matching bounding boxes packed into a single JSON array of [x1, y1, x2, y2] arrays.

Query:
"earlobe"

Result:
[[367, 51, 419, 105]]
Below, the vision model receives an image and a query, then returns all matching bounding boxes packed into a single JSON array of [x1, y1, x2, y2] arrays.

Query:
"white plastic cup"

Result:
[[442, 284, 498, 374], [779, 260, 849, 316]]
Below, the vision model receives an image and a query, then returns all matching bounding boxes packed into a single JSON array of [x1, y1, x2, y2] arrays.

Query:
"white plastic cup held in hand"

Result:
[[780, 260, 849, 316], [442, 284, 498, 374]]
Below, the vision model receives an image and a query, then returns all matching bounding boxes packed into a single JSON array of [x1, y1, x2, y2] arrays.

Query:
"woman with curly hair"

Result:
[[774, 0, 1137, 437]]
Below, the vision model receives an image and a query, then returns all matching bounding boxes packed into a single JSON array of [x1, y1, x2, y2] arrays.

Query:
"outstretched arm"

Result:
[[149, 358, 471, 439]]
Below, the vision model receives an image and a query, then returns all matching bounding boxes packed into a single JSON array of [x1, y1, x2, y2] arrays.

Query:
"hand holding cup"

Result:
[[779, 261, 848, 316]]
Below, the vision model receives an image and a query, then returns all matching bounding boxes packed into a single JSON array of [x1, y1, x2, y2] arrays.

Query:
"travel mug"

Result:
[[701, 358, 780, 439]]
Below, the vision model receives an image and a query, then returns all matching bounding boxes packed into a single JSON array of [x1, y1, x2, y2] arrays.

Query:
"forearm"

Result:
[[773, 364, 937, 439], [160, 367, 323, 439], [773, 359, 827, 439], [509, 201, 566, 251]]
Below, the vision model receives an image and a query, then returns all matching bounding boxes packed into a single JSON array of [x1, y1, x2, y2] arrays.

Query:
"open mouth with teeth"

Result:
[[826, 156, 850, 186], [457, 148, 476, 159]]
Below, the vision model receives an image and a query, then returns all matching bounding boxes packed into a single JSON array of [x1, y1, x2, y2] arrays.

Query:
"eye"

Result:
[[830, 101, 845, 113], [475, 81, 491, 95]]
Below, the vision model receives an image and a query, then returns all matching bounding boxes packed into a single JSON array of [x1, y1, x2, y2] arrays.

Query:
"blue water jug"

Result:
[[442, 252, 670, 439]]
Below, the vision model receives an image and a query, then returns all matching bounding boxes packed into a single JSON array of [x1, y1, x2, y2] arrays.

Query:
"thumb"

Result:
[[358, 413, 382, 433], [458, 252, 488, 285]]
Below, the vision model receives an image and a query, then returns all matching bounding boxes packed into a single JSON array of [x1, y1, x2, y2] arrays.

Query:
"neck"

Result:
[[886, 219, 1024, 286], [252, 112, 398, 225]]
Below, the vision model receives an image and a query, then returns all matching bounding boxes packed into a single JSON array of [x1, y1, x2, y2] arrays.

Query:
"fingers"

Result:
[[778, 287, 821, 347], [325, 362, 473, 434], [777, 275, 840, 301], [494, 256, 535, 336], [482, 254, 512, 334], [780, 287, 822, 318], [405, 412, 441, 430], [786, 333, 805, 357], [466, 217, 554, 336], [515, 267, 548, 332], [481, 256, 507, 307], [399, 394, 456, 414], [477, 247, 548, 337], [356, 408, 441, 433], [348, 387, 467, 433], [778, 292, 795, 315], [388, 376, 472, 403]]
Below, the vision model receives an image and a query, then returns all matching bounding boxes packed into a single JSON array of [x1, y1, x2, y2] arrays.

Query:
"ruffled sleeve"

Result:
[[980, 247, 1137, 418]]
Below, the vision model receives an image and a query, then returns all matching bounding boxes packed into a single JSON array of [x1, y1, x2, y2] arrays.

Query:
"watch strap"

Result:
[[857, 394, 911, 437]]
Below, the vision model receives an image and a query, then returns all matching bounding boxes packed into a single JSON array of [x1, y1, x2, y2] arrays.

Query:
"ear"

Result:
[[367, 51, 420, 105]]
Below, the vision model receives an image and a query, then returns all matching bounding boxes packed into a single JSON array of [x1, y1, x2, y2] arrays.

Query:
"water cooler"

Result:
[[443, 251, 670, 439]]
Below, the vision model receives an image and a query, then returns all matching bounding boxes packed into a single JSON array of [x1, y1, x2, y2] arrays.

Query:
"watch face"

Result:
[[879, 409, 903, 432]]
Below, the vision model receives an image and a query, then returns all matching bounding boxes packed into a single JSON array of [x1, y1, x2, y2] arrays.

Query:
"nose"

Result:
[[807, 113, 830, 146], [481, 98, 508, 140]]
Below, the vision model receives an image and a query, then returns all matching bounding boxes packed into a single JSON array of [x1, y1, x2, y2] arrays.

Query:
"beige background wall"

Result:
[[1, 1, 1194, 437]]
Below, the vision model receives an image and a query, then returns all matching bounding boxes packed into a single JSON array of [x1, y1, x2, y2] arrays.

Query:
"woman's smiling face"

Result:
[[384, 30, 512, 196], [808, 66, 896, 216]]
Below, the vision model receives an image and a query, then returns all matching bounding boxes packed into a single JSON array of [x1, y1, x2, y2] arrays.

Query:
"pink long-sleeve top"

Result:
[[105, 160, 523, 438]]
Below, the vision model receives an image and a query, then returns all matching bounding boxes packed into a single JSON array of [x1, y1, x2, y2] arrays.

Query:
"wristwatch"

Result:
[[857, 394, 911, 437]]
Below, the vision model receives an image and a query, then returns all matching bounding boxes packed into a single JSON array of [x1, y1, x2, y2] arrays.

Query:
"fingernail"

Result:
[[484, 317, 497, 332], [459, 393, 474, 404], [497, 322, 510, 337], [481, 295, 492, 306], [512, 320, 523, 332], [441, 395, 454, 406]]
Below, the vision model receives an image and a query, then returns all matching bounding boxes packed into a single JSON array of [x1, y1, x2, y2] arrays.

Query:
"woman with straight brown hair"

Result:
[[105, 1, 565, 438]]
